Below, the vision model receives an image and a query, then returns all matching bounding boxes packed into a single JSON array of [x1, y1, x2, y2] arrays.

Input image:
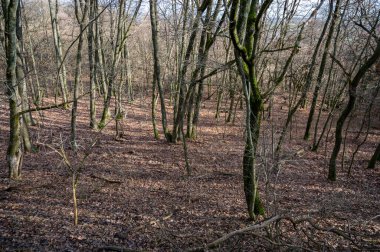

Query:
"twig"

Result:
[[14, 92, 90, 118], [90, 174, 123, 184]]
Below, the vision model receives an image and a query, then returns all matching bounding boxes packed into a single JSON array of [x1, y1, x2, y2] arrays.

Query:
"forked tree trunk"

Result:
[[328, 40, 380, 181]]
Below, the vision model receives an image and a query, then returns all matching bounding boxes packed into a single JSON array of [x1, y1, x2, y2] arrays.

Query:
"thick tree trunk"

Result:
[[243, 64, 265, 219], [3, 0, 23, 179]]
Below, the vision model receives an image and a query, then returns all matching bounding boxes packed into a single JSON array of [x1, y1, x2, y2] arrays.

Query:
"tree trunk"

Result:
[[368, 143, 380, 169], [149, 0, 170, 141], [3, 0, 24, 179], [71, 0, 89, 150], [87, 0, 97, 129], [304, 0, 340, 140], [48, 0, 69, 106], [328, 40, 380, 181], [274, 2, 331, 163]]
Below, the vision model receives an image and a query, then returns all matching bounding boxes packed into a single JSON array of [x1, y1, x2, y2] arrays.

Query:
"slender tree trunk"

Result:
[[274, 2, 331, 162], [150, 0, 170, 141], [172, 1, 210, 142], [94, 5, 107, 98], [98, 0, 141, 129], [328, 40, 380, 181], [16, 55, 32, 152], [304, 0, 340, 140], [71, 0, 89, 150], [48, 0, 69, 106], [21, 3, 42, 106], [87, 0, 97, 129], [98, 3, 122, 129], [172, 0, 190, 141], [72, 174, 79, 225], [27, 34, 41, 105], [243, 62, 265, 219]]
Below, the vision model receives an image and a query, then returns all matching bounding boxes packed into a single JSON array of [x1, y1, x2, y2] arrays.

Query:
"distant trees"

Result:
[[48, 0, 69, 106], [320, 0, 380, 181], [98, 0, 141, 130]]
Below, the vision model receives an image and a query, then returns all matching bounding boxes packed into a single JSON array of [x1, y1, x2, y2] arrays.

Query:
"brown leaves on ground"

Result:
[[0, 97, 379, 251]]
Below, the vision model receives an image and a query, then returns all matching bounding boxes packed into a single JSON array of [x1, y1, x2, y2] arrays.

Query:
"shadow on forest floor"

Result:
[[0, 96, 379, 250]]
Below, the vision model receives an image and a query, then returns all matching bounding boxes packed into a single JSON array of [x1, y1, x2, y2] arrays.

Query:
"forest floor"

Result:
[[0, 94, 379, 251]]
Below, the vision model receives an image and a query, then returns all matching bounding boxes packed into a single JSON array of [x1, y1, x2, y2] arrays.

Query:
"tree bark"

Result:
[[87, 0, 97, 129], [149, 0, 170, 141], [2, 0, 24, 179], [71, 0, 89, 150]]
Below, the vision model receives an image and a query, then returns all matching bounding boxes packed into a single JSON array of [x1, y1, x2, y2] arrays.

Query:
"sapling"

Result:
[[42, 134, 97, 225]]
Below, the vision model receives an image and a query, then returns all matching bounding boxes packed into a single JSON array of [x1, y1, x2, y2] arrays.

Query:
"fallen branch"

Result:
[[186, 214, 378, 251], [96, 246, 140, 252], [90, 174, 123, 184], [187, 215, 281, 251], [14, 92, 90, 118]]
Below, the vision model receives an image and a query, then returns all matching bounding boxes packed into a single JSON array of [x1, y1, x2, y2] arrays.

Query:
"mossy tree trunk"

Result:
[[149, 0, 160, 140], [229, 0, 273, 219], [16, 55, 32, 152], [2, 0, 23, 179], [243, 64, 265, 219], [188, 0, 223, 139], [15, 7, 33, 151], [229, 0, 309, 219]]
